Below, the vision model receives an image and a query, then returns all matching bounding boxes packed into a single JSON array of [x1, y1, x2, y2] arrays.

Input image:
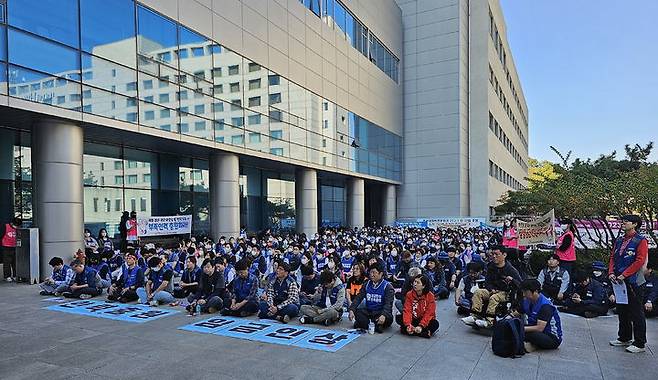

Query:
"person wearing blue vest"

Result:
[[299, 270, 346, 326], [519, 279, 562, 352], [137, 256, 175, 306], [259, 261, 300, 323], [106, 250, 124, 282], [299, 265, 321, 305], [641, 262, 657, 317], [425, 257, 449, 299], [349, 262, 395, 333], [438, 252, 457, 291], [341, 249, 355, 275], [40, 256, 74, 296], [107, 252, 145, 303], [173, 256, 201, 302], [63, 259, 101, 299], [221, 259, 260, 317], [87, 252, 112, 291], [455, 261, 485, 316], [608, 215, 649, 354]]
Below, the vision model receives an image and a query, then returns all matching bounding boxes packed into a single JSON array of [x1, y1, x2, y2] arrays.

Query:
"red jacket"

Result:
[[402, 290, 436, 328]]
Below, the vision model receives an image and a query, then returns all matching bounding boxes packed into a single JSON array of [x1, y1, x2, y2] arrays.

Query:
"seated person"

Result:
[[447, 246, 463, 281], [107, 252, 145, 303], [592, 261, 615, 308], [106, 250, 125, 281], [461, 245, 522, 328], [393, 251, 415, 287], [349, 262, 395, 333], [221, 259, 260, 317], [437, 252, 457, 291], [258, 261, 300, 323], [561, 269, 608, 318], [341, 250, 355, 276], [87, 252, 112, 291], [455, 261, 485, 316], [425, 257, 449, 299], [395, 267, 423, 313], [63, 259, 101, 299], [641, 262, 657, 317], [346, 262, 367, 308], [395, 274, 439, 338], [536, 254, 570, 303], [137, 256, 174, 306], [519, 279, 563, 352], [174, 256, 201, 302], [187, 258, 227, 315], [39, 257, 74, 296], [299, 270, 346, 326], [299, 265, 321, 305]]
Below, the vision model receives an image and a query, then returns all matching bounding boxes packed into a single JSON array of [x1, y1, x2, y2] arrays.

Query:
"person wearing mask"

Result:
[[349, 262, 395, 333], [425, 257, 449, 299], [519, 279, 563, 352], [561, 269, 608, 318], [107, 250, 125, 282], [137, 256, 175, 306], [215, 256, 235, 287], [259, 261, 300, 323], [346, 262, 367, 308], [299, 270, 346, 326], [395, 266, 423, 313], [83, 228, 99, 251], [446, 246, 463, 280], [437, 252, 457, 291], [642, 262, 657, 318], [1, 217, 21, 282], [87, 252, 112, 291], [396, 274, 439, 338], [461, 245, 522, 328], [187, 258, 227, 314], [592, 261, 615, 308], [107, 252, 144, 303], [555, 219, 577, 274], [341, 249, 355, 276], [222, 259, 259, 317], [39, 257, 74, 296], [608, 215, 649, 353], [126, 211, 138, 247], [455, 261, 485, 316], [299, 265, 321, 305], [394, 250, 415, 287], [97, 228, 114, 254], [536, 254, 570, 303], [173, 256, 201, 303], [63, 260, 101, 299]]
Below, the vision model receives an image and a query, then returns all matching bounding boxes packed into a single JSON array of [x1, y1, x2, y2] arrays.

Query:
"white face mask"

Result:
[[150, 267, 160, 272], [391, 250, 398, 256], [301, 257, 309, 265], [593, 270, 603, 277], [328, 261, 335, 269]]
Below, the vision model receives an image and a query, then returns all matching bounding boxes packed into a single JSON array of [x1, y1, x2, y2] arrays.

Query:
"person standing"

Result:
[[555, 219, 577, 274], [126, 211, 138, 247], [1, 217, 21, 281], [608, 215, 648, 353], [118, 211, 129, 252]]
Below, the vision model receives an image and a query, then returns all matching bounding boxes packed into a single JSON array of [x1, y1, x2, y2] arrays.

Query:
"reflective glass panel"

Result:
[[80, 0, 136, 67]]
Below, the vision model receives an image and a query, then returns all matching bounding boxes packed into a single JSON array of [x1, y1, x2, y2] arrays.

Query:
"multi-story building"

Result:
[[0, 0, 527, 274]]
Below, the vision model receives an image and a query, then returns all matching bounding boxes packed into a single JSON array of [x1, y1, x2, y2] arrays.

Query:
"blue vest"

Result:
[[522, 294, 562, 341], [314, 256, 327, 271], [122, 265, 140, 287], [613, 234, 646, 285], [316, 283, 344, 309], [108, 254, 124, 272], [91, 262, 111, 281], [272, 275, 295, 305], [233, 273, 257, 302], [387, 256, 398, 273], [75, 266, 98, 287], [462, 274, 485, 300], [341, 256, 354, 272], [182, 267, 201, 284], [53, 265, 71, 282], [365, 279, 389, 312], [149, 264, 173, 291], [224, 264, 234, 282]]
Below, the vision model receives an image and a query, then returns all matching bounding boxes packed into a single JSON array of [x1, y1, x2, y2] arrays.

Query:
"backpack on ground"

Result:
[[491, 317, 525, 358]]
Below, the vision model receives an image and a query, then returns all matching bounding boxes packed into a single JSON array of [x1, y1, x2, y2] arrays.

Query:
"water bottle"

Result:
[[368, 321, 375, 335], [195, 303, 201, 316]]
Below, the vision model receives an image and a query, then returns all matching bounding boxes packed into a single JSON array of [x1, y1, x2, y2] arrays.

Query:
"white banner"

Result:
[[426, 217, 485, 229], [517, 210, 556, 246], [137, 215, 192, 237]]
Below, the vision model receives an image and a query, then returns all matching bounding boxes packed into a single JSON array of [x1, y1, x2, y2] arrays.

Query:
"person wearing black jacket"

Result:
[[188, 258, 227, 314], [560, 269, 608, 318], [461, 245, 521, 328], [642, 263, 658, 317]]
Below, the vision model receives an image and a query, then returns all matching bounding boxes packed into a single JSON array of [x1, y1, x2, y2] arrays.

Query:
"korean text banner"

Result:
[[518, 210, 556, 246], [137, 215, 192, 237]]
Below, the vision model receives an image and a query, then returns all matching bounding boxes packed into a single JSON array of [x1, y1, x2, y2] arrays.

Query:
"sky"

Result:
[[499, 0, 658, 163]]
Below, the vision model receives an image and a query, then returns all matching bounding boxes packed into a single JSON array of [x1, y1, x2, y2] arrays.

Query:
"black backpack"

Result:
[[491, 317, 525, 358]]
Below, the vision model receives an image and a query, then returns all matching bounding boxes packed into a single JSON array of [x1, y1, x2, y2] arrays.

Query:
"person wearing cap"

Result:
[[63, 259, 101, 299], [437, 251, 457, 291], [187, 258, 227, 314], [555, 219, 577, 274], [536, 254, 570, 303], [299, 270, 346, 326], [608, 215, 648, 353], [641, 262, 657, 318], [107, 252, 145, 303], [561, 269, 608, 318], [259, 261, 300, 323], [349, 262, 395, 333], [222, 259, 260, 317], [591, 260, 615, 308], [137, 256, 174, 306]]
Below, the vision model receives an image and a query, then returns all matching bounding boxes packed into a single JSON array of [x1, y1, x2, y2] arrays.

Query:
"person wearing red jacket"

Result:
[[395, 274, 440, 338]]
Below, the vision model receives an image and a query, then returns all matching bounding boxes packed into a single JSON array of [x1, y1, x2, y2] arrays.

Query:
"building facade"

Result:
[[0, 0, 527, 274]]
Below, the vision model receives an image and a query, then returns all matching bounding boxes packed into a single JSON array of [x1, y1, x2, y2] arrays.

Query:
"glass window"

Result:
[[212, 102, 224, 113], [231, 117, 244, 127], [231, 135, 244, 145], [249, 78, 261, 90], [230, 82, 240, 93], [9, 0, 79, 48], [144, 110, 155, 120], [269, 93, 281, 104], [159, 93, 170, 103], [249, 132, 261, 143], [248, 96, 261, 107], [334, 1, 346, 34], [80, 0, 136, 67], [271, 130, 283, 140], [194, 104, 205, 115], [248, 114, 261, 125], [194, 121, 206, 131], [248, 62, 261, 72], [137, 5, 177, 64], [345, 11, 355, 45], [228, 65, 239, 75], [268, 74, 280, 86], [8, 29, 80, 80]]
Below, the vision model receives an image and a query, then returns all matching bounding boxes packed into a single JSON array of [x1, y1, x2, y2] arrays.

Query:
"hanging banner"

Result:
[[395, 217, 485, 229], [137, 215, 192, 237], [517, 210, 556, 246]]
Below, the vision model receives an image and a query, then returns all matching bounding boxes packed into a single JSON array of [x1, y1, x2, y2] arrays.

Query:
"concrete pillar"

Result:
[[295, 168, 317, 236], [32, 119, 84, 277], [382, 184, 397, 226], [346, 177, 365, 229], [210, 153, 240, 239]]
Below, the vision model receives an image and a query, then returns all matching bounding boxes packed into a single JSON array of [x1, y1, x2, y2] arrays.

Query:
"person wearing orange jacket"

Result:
[[395, 274, 440, 338]]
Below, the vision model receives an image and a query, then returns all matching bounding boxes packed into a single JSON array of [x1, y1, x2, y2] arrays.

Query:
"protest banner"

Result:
[[518, 210, 556, 246], [137, 215, 193, 237]]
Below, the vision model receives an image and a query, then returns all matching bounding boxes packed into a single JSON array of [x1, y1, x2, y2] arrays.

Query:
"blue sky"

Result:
[[499, 0, 658, 163]]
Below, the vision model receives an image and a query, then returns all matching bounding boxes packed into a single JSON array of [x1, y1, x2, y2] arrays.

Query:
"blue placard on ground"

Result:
[[249, 325, 319, 346], [45, 300, 179, 323], [293, 329, 361, 352], [179, 316, 241, 334], [215, 320, 280, 339]]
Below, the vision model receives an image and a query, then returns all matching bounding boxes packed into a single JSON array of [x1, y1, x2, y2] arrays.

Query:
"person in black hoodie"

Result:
[[187, 258, 227, 314], [642, 262, 658, 317], [561, 269, 609, 318]]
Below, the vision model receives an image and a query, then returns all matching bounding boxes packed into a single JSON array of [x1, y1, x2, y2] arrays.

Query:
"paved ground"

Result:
[[0, 283, 656, 380]]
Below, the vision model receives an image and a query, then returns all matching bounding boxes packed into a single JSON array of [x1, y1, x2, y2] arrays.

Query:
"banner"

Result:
[[137, 215, 192, 237], [395, 217, 485, 229], [517, 210, 556, 246]]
